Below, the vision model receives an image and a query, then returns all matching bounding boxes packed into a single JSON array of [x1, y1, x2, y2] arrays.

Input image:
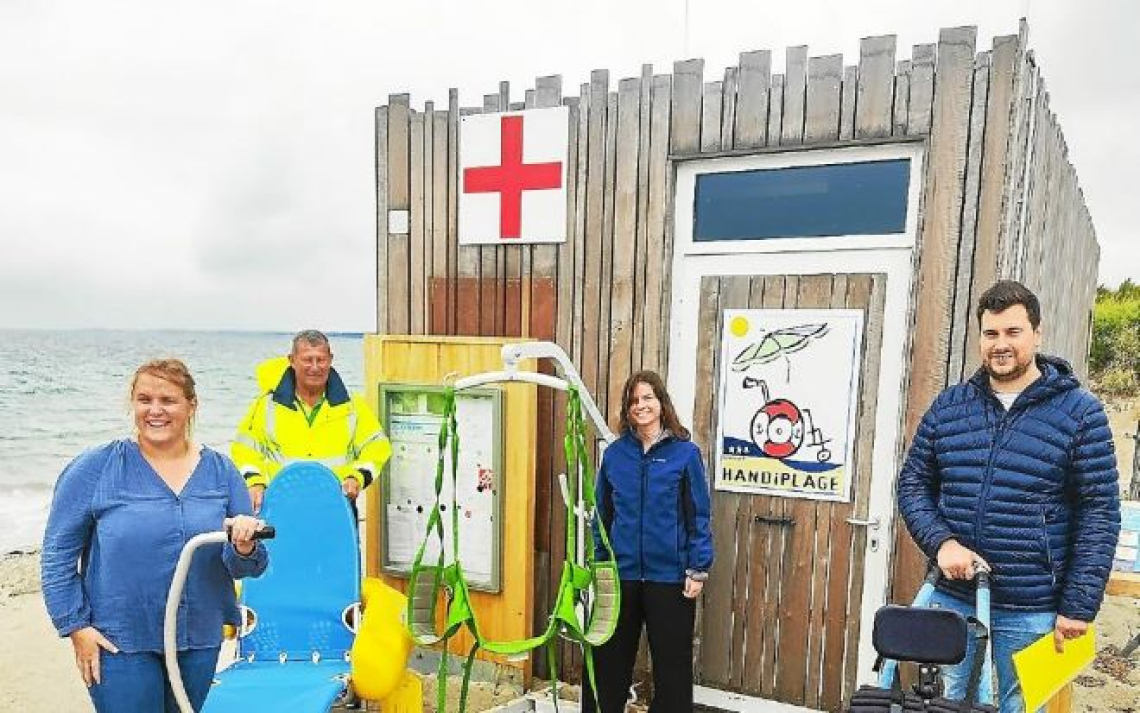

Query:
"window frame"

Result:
[[675, 142, 925, 256]]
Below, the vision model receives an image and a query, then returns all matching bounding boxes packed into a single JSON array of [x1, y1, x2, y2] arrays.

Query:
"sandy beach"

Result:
[[3, 548, 1136, 712], [3, 401, 1136, 712]]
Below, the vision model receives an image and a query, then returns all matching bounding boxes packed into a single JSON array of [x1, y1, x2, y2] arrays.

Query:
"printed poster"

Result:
[[715, 309, 863, 502], [383, 392, 499, 589]]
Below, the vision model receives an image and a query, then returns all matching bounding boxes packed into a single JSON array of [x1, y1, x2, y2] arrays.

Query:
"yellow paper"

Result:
[[1013, 625, 1096, 712]]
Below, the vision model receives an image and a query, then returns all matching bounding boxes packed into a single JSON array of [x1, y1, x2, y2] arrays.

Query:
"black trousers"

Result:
[[581, 580, 696, 713]]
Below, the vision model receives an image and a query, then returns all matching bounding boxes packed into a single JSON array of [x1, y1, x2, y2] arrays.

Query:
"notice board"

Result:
[[378, 384, 504, 592]]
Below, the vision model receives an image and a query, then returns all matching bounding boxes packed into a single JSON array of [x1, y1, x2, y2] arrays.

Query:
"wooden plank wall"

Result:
[[998, 39, 1098, 378], [375, 22, 1100, 685], [894, 25, 1099, 602]]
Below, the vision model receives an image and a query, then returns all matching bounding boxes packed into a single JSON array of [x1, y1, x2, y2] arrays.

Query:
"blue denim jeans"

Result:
[[928, 590, 1055, 713], [88, 647, 219, 713]]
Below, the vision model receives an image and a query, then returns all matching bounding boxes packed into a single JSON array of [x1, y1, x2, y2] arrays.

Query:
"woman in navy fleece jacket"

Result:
[[582, 370, 714, 713]]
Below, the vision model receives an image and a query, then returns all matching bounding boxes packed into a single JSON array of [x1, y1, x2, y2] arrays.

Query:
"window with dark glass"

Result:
[[693, 159, 911, 241]]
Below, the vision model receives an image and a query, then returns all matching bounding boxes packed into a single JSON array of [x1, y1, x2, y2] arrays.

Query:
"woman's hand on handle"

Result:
[[69, 626, 118, 687], [225, 515, 263, 556], [683, 576, 705, 599]]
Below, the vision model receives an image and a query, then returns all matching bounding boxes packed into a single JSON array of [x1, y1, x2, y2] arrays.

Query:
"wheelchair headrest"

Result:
[[872, 605, 968, 665]]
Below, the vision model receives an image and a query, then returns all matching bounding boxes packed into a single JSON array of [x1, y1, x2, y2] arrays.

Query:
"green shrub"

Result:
[[1091, 280, 1140, 398]]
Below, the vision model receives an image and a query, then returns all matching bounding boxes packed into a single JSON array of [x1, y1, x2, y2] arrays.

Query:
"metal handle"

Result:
[[845, 515, 880, 530], [753, 514, 794, 526]]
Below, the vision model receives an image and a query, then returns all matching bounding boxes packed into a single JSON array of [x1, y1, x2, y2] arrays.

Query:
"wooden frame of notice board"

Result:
[[377, 383, 504, 592]]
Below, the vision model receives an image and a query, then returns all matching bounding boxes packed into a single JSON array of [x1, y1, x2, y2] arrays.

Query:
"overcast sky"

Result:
[[1, 0, 1136, 331]]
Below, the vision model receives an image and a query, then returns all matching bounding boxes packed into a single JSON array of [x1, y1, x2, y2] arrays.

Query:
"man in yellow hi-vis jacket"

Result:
[[231, 330, 391, 514]]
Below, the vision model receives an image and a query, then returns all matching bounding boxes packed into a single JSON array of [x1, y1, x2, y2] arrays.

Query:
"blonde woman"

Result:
[[42, 359, 268, 712]]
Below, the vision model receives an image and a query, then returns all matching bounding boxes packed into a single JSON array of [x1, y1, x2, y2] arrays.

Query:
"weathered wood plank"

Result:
[[597, 90, 619, 417], [948, 53, 990, 383], [409, 109, 426, 335], [767, 74, 784, 147], [455, 92, 480, 335], [840, 65, 857, 140], [632, 65, 653, 372], [701, 80, 724, 152], [570, 82, 590, 368], [892, 60, 911, 136], [856, 35, 897, 139], [445, 91, 458, 335], [721, 67, 738, 148], [607, 77, 640, 417], [642, 74, 672, 374], [388, 94, 411, 210], [907, 43, 936, 135], [493, 89, 511, 336], [734, 50, 771, 148], [375, 105, 389, 332], [580, 70, 609, 399], [805, 54, 843, 143], [660, 59, 701, 375], [781, 46, 808, 145], [966, 34, 1020, 363], [387, 96, 411, 335], [997, 26, 1034, 279], [670, 58, 704, 155], [430, 110, 449, 335]]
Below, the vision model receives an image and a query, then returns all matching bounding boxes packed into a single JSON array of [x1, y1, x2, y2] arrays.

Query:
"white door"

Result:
[[666, 143, 924, 711]]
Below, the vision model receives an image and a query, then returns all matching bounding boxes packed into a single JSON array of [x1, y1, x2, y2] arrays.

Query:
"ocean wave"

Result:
[[0, 491, 50, 553]]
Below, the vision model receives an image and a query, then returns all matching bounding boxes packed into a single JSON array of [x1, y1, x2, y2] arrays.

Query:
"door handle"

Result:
[[845, 515, 881, 530], [753, 514, 795, 526]]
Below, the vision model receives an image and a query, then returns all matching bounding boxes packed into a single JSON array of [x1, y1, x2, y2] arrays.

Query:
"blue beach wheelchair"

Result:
[[165, 463, 416, 713]]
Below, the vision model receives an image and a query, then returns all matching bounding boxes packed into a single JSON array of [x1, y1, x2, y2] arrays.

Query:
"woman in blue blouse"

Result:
[[41, 359, 269, 712], [583, 370, 714, 713]]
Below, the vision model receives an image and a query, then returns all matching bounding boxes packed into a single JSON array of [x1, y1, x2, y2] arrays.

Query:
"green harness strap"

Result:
[[404, 386, 620, 712]]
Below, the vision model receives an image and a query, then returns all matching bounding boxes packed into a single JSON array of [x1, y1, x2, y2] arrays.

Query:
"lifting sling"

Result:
[[405, 385, 620, 712]]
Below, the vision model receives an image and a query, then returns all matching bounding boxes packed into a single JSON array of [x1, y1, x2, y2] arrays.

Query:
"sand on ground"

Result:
[[2, 400, 1136, 712]]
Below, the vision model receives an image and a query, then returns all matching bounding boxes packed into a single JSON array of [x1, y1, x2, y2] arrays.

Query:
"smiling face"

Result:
[[289, 341, 333, 396], [979, 304, 1041, 388], [132, 372, 196, 450], [626, 381, 663, 435]]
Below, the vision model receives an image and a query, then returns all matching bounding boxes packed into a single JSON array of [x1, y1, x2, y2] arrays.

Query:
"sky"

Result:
[[1, 0, 1136, 332]]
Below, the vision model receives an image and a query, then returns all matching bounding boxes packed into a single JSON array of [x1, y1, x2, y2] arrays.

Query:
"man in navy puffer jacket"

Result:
[[897, 280, 1120, 713]]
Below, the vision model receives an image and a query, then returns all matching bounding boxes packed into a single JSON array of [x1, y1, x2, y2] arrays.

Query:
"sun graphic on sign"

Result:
[[729, 315, 750, 338]]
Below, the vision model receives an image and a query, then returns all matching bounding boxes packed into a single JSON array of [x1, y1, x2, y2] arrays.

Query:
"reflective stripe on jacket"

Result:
[[231, 364, 391, 489]]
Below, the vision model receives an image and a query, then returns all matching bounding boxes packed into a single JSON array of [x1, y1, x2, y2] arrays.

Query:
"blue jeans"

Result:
[[88, 647, 219, 713], [928, 590, 1055, 713]]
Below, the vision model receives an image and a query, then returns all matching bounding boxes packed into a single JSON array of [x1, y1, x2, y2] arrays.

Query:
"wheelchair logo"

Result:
[[745, 378, 832, 463]]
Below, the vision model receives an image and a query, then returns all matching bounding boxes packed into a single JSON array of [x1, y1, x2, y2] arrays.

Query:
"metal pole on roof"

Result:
[[683, 0, 690, 57]]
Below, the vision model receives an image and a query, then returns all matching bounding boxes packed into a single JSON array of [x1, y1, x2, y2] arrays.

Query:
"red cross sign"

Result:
[[459, 107, 568, 244]]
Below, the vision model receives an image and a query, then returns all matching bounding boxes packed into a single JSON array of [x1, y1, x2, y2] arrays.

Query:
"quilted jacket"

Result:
[[897, 355, 1120, 620]]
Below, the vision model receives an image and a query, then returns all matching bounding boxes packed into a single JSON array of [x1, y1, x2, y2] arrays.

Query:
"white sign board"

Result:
[[381, 388, 502, 591], [459, 106, 569, 244], [715, 309, 863, 502]]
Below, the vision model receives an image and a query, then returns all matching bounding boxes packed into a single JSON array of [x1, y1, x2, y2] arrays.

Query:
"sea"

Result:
[[0, 329, 365, 554]]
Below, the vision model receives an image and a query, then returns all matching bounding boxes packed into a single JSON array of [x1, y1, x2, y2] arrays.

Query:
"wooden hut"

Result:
[[369, 21, 1097, 711]]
